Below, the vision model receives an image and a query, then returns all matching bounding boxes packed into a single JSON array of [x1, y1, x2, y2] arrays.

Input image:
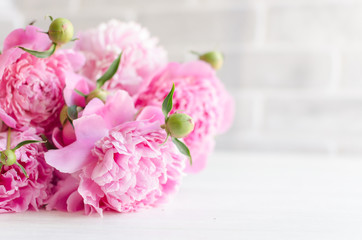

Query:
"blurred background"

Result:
[[1, 0, 361, 156]]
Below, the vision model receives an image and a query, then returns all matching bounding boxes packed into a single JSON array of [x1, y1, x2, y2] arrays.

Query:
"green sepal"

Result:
[[74, 89, 87, 97], [28, 20, 36, 25], [96, 52, 122, 89], [41, 134, 56, 150], [12, 140, 46, 151], [16, 162, 28, 178], [19, 43, 57, 58], [67, 105, 78, 122], [160, 132, 170, 146], [172, 137, 192, 165], [162, 83, 175, 119], [190, 50, 201, 56]]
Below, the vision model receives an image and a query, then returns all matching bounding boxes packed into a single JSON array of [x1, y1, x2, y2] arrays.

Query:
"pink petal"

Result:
[[0, 108, 17, 128], [136, 106, 164, 124], [3, 25, 51, 52], [83, 90, 136, 129], [99, 90, 136, 128], [63, 73, 91, 107], [45, 115, 108, 173], [66, 190, 84, 212]]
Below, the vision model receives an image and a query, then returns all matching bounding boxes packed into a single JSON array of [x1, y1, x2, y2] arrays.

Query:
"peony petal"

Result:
[[136, 106, 164, 124], [0, 108, 17, 128], [73, 114, 108, 143], [46, 174, 80, 211], [66, 190, 84, 212], [63, 73, 91, 107], [82, 98, 104, 116], [83, 90, 136, 129], [99, 90, 136, 128], [3, 25, 52, 52], [60, 49, 86, 72], [45, 115, 108, 173]]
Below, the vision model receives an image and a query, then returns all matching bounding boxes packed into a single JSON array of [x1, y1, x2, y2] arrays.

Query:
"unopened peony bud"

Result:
[[59, 105, 68, 125], [1, 149, 16, 166], [166, 113, 194, 138], [48, 18, 74, 45], [86, 88, 109, 104], [199, 51, 223, 70]]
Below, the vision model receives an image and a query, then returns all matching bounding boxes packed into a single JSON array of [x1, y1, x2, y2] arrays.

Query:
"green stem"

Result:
[[190, 50, 201, 56], [6, 128, 11, 150]]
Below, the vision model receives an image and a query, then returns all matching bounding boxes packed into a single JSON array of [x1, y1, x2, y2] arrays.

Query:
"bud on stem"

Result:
[[1, 149, 16, 166], [198, 51, 224, 70], [48, 18, 74, 45], [165, 113, 194, 138]]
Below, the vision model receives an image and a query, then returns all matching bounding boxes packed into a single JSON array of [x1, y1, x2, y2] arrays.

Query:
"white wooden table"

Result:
[[2, 152, 362, 240]]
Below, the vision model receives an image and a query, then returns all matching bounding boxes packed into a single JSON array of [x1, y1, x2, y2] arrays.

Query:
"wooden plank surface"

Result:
[[1, 152, 362, 240]]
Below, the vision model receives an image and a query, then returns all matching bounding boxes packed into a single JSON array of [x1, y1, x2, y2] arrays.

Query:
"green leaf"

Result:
[[16, 162, 28, 178], [48, 15, 54, 21], [162, 83, 175, 119], [172, 138, 192, 165], [19, 43, 57, 58], [96, 52, 122, 88], [67, 105, 78, 122], [12, 140, 46, 151]]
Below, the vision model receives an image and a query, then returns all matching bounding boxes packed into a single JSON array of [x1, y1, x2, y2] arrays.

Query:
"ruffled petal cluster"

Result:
[[0, 129, 53, 213], [74, 19, 167, 98], [79, 110, 185, 215], [0, 25, 85, 134]]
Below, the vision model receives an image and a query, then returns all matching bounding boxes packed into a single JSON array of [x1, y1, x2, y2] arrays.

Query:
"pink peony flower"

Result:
[[74, 19, 167, 98], [46, 103, 185, 215], [0, 25, 85, 134], [136, 61, 235, 173], [78, 106, 185, 215], [0, 128, 53, 213], [46, 90, 136, 173]]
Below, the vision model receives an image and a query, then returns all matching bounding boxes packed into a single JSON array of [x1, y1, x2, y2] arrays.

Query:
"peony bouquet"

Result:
[[0, 17, 234, 215]]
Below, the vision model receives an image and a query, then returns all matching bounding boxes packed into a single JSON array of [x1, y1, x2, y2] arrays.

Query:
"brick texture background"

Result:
[[1, 0, 362, 155]]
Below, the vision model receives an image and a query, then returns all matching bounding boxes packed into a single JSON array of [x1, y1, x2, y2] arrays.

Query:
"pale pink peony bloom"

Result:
[[136, 61, 235, 173], [46, 90, 137, 213], [78, 106, 186, 215], [0, 128, 53, 213], [74, 19, 167, 98], [46, 103, 185, 215], [0, 25, 85, 134]]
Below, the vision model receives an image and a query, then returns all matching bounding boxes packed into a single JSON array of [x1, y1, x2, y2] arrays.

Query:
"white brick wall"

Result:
[[2, 0, 362, 155]]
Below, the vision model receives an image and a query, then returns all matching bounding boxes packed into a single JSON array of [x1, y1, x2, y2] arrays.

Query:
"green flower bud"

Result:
[[199, 51, 224, 70], [86, 88, 109, 104], [59, 105, 68, 125], [166, 113, 194, 138], [1, 149, 16, 166], [48, 18, 74, 45]]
